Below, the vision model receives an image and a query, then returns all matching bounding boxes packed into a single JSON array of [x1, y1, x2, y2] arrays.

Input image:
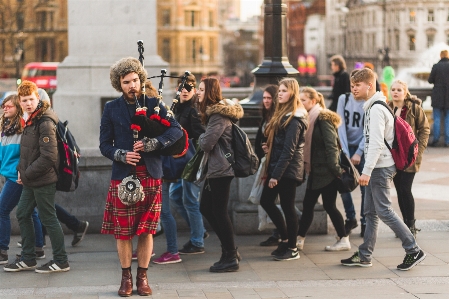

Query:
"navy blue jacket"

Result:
[[100, 95, 183, 180]]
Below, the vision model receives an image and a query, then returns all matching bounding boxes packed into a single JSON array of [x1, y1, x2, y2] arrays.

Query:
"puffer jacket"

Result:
[[308, 109, 343, 190], [199, 99, 244, 179], [17, 101, 60, 188], [268, 108, 308, 185], [388, 97, 430, 172]]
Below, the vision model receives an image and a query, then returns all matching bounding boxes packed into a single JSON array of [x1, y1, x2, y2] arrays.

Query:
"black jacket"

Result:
[[255, 119, 268, 161], [268, 109, 308, 185], [329, 70, 350, 112], [428, 58, 449, 109], [173, 99, 205, 142]]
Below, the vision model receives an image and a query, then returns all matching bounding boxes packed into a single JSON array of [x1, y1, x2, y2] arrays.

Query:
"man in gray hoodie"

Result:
[[340, 68, 425, 271]]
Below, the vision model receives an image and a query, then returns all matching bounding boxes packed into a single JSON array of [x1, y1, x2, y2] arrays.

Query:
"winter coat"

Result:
[[17, 101, 60, 188], [308, 110, 343, 190], [329, 70, 350, 111], [428, 58, 449, 109], [173, 99, 205, 143], [267, 109, 308, 185], [0, 133, 21, 181], [388, 98, 430, 173], [199, 99, 244, 179], [255, 119, 268, 161]]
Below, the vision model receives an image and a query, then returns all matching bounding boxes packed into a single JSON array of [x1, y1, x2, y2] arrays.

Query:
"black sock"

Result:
[[122, 267, 131, 271], [137, 266, 148, 271]]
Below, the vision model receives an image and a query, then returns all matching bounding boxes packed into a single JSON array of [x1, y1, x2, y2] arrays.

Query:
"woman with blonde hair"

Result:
[[389, 80, 430, 237], [260, 78, 308, 261], [297, 87, 349, 252]]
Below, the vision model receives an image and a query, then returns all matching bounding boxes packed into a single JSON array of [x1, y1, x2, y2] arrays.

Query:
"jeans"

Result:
[[432, 108, 449, 144], [41, 203, 80, 238], [340, 146, 366, 224], [0, 179, 44, 251], [159, 181, 178, 254], [16, 183, 67, 263], [169, 179, 204, 248], [359, 166, 420, 262]]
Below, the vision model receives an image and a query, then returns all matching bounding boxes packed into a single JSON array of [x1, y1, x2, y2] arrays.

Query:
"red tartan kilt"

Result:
[[101, 166, 162, 240]]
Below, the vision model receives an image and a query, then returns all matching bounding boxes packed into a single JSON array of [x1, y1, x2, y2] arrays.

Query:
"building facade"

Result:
[[0, 0, 68, 78], [157, 0, 222, 79]]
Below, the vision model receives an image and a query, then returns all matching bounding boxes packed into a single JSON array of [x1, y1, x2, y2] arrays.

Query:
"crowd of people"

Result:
[[0, 52, 441, 297]]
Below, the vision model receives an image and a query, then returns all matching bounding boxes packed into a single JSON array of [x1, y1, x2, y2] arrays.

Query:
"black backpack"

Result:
[[219, 122, 259, 177], [53, 120, 81, 192]]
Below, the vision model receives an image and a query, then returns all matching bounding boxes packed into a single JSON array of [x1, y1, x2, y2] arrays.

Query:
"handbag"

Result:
[[336, 149, 360, 194], [248, 156, 266, 205], [181, 144, 205, 182], [162, 139, 196, 180]]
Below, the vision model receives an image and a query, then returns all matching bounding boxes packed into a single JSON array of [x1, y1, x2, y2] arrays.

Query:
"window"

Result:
[[0, 40, 4, 62], [209, 38, 214, 61], [209, 11, 214, 27], [395, 11, 400, 24], [36, 38, 55, 61], [0, 12, 4, 29], [395, 32, 400, 51], [409, 35, 416, 51], [162, 9, 170, 26], [38, 12, 47, 30], [162, 38, 170, 62], [427, 34, 435, 48], [185, 10, 198, 27], [428, 9, 434, 22], [186, 38, 198, 62], [59, 41, 64, 61], [409, 9, 416, 23], [16, 12, 24, 30]]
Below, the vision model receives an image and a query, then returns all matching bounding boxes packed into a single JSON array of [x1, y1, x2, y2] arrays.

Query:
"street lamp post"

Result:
[[14, 45, 23, 80]]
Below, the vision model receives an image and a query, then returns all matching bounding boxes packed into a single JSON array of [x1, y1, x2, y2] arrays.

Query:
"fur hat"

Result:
[[110, 57, 147, 93]]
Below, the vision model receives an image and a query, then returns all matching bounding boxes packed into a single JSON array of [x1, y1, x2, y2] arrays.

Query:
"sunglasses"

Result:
[[179, 83, 195, 92]]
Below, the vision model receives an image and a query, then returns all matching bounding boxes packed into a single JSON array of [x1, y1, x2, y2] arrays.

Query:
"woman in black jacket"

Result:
[[260, 78, 307, 261], [329, 55, 350, 112]]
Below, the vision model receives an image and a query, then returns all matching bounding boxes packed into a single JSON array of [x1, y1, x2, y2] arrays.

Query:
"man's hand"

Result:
[[351, 153, 361, 165], [359, 174, 370, 186], [16, 171, 22, 185], [126, 151, 141, 166], [268, 178, 278, 188]]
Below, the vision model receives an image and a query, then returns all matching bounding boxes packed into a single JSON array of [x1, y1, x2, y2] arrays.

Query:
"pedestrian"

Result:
[[336, 69, 366, 237], [255, 84, 281, 247], [100, 57, 182, 296], [260, 78, 307, 261], [389, 80, 430, 237], [328, 55, 350, 112], [0, 95, 45, 265], [197, 77, 243, 272], [297, 87, 350, 252], [341, 68, 426, 271], [154, 74, 206, 264], [428, 50, 449, 147], [4, 81, 69, 273]]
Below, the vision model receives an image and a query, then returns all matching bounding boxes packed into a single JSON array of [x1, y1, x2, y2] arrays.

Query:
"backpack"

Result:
[[53, 120, 81, 192], [219, 122, 259, 177], [371, 101, 418, 171]]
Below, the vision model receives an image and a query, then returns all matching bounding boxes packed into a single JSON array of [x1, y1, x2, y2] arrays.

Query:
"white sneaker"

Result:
[[325, 236, 351, 251], [296, 236, 305, 250]]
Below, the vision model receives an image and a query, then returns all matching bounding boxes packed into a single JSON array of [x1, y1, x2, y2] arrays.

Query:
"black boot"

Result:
[[213, 245, 241, 267], [210, 248, 239, 273], [406, 219, 420, 238]]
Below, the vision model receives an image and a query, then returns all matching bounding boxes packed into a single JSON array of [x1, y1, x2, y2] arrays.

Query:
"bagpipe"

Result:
[[130, 40, 191, 157]]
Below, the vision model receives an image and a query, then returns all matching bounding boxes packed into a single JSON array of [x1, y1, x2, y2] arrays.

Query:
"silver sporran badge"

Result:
[[118, 175, 145, 205]]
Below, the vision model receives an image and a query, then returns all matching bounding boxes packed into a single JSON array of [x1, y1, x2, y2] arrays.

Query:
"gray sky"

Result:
[[241, 0, 263, 20]]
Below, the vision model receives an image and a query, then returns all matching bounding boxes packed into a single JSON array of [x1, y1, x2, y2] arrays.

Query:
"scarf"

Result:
[[304, 104, 322, 174], [1, 118, 23, 137]]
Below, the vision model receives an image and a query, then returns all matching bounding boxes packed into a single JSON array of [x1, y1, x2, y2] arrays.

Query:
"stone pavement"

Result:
[[0, 148, 448, 299]]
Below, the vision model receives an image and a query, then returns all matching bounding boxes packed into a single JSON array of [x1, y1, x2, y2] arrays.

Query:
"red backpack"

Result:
[[371, 101, 418, 171]]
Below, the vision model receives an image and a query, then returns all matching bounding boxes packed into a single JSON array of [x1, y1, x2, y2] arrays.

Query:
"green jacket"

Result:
[[308, 110, 343, 190]]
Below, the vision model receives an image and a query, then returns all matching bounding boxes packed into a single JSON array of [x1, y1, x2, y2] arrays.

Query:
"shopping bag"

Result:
[[181, 146, 204, 182], [248, 156, 266, 204]]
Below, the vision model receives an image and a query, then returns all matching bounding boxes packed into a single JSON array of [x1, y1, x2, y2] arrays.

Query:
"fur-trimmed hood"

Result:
[[205, 99, 244, 121], [318, 109, 341, 128], [286, 107, 308, 119]]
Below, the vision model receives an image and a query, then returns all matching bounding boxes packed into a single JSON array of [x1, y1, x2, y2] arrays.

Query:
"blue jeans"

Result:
[[159, 181, 178, 254], [169, 179, 204, 248], [340, 146, 366, 224], [0, 179, 43, 251], [432, 108, 449, 144], [359, 166, 420, 262]]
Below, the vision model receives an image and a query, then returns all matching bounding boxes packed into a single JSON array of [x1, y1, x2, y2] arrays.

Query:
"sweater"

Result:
[[336, 93, 365, 157]]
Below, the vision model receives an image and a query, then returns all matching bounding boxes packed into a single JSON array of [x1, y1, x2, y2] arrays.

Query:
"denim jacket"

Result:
[[100, 95, 183, 180]]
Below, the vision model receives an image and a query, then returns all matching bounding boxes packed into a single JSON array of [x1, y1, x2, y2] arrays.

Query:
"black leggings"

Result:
[[393, 170, 416, 221], [199, 176, 235, 251], [260, 177, 298, 249], [298, 179, 346, 238]]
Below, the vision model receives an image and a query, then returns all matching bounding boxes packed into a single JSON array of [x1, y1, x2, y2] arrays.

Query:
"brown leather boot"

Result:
[[118, 268, 133, 297], [136, 267, 152, 296]]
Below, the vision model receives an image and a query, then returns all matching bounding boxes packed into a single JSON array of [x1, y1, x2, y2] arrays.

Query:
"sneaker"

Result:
[[3, 259, 37, 272], [36, 250, 46, 259], [325, 236, 351, 251], [35, 260, 70, 273], [260, 236, 280, 246], [397, 250, 426, 271], [274, 248, 300, 261], [360, 224, 366, 238], [341, 251, 372, 267], [271, 242, 288, 256], [72, 221, 89, 247], [0, 252, 8, 265], [203, 231, 210, 240], [153, 252, 182, 264], [296, 236, 305, 251], [179, 241, 205, 255], [132, 250, 155, 261], [344, 219, 358, 235]]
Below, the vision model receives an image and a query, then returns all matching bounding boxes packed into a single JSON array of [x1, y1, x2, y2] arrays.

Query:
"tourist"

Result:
[[328, 55, 350, 112]]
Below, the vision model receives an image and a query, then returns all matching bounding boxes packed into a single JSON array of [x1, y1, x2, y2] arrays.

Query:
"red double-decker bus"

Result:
[[21, 62, 58, 91]]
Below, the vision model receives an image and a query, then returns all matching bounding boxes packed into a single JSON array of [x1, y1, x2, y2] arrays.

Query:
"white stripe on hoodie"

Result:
[[362, 91, 395, 176]]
